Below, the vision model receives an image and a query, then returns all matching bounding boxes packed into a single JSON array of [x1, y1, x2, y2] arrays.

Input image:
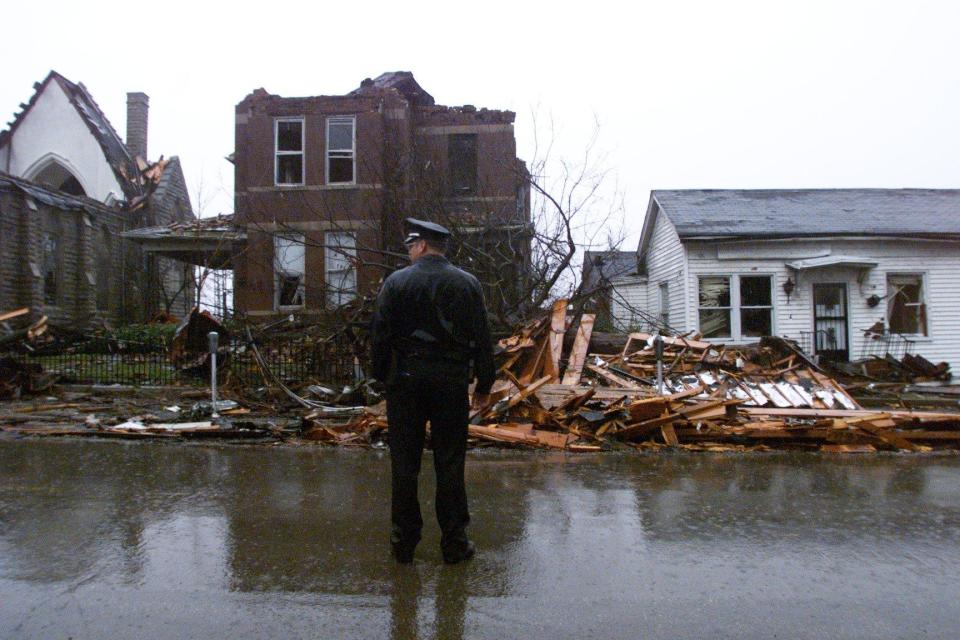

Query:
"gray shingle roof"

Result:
[[652, 189, 960, 239]]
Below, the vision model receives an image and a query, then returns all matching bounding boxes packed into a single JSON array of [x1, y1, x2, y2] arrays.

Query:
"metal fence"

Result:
[[10, 334, 359, 388]]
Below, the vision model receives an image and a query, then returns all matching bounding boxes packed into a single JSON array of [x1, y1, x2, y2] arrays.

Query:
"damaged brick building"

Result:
[[0, 71, 195, 326], [232, 71, 530, 317]]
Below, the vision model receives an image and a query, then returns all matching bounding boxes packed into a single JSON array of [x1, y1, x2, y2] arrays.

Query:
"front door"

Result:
[[813, 283, 849, 362]]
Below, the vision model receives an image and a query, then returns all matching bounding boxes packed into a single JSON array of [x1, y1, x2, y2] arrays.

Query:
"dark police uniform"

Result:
[[370, 219, 495, 563]]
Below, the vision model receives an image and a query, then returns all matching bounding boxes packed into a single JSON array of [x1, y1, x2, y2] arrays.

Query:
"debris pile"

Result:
[[307, 301, 960, 453], [0, 308, 53, 399]]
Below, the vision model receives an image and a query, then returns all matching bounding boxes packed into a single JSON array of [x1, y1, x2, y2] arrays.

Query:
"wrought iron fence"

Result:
[[8, 334, 359, 388]]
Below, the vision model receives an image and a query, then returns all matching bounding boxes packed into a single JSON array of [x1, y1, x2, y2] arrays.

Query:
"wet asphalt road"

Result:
[[1, 439, 959, 639]]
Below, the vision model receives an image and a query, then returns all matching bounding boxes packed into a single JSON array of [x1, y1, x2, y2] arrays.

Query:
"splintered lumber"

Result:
[[853, 418, 921, 451], [821, 444, 877, 453], [561, 314, 595, 386], [626, 332, 713, 351], [586, 364, 641, 389], [548, 299, 568, 381], [0, 307, 30, 323], [628, 396, 673, 422], [661, 423, 680, 446], [743, 407, 960, 422]]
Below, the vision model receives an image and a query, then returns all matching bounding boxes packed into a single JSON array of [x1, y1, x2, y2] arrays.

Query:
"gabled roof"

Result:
[[651, 189, 960, 239], [0, 71, 143, 200], [350, 71, 435, 106]]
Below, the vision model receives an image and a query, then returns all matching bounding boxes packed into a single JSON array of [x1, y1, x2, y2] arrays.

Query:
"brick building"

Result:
[[0, 71, 195, 325], [232, 71, 530, 317]]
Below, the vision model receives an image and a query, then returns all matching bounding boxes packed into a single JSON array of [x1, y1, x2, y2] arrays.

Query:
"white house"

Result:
[[612, 189, 960, 371]]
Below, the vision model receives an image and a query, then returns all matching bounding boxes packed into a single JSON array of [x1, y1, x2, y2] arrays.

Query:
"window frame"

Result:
[[696, 273, 776, 342], [273, 233, 306, 311], [325, 116, 356, 185], [886, 272, 929, 337], [658, 281, 670, 328], [448, 133, 478, 195], [324, 231, 357, 308], [274, 117, 305, 187], [42, 230, 61, 306], [738, 274, 775, 339]]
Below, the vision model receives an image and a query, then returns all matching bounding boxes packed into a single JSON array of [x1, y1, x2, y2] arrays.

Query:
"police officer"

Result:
[[371, 218, 495, 564]]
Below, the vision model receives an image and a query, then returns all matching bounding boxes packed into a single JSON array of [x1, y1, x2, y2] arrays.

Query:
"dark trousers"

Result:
[[386, 358, 470, 551]]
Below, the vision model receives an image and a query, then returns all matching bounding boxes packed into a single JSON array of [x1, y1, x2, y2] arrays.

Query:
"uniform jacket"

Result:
[[371, 254, 496, 394]]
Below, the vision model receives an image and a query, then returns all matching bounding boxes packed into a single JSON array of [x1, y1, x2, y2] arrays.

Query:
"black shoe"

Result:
[[442, 540, 475, 565]]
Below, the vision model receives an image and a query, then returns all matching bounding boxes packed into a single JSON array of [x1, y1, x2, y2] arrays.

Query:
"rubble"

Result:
[[305, 303, 960, 453], [0, 308, 54, 398], [4, 302, 960, 454]]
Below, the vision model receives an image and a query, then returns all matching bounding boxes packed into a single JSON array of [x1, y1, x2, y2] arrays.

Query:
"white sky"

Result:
[[3, 0, 959, 251]]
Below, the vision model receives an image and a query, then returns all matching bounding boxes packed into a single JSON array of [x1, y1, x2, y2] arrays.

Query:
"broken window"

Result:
[[658, 282, 670, 328], [325, 232, 357, 307], [740, 275, 773, 337], [699, 275, 773, 340], [275, 119, 304, 186], [698, 276, 731, 338], [448, 134, 477, 195], [43, 232, 59, 305], [887, 274, 927, 335], [326, 116, 355, 184], [274, 234, 305, 309]]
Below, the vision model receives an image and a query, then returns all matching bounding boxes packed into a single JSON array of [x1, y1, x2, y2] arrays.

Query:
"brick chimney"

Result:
[[126, 92, 149, 160]]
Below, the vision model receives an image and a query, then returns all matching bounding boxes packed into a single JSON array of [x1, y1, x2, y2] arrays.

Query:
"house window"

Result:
[[43, 232, 60, 305], [275, 119, 304, 186], [698, 275, 773, 340], [887, 274, 927, 335], [740, 275, 773, 337], [698, 277, 731, 338], [326, 116, 355, 184], [274, 234, 305, 309], [448, 134, 477, 195], [658, 282, 670, 328], [325, 232, 357, 307]]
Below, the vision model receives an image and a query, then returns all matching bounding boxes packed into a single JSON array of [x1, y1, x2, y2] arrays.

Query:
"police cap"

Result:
[[403, 218, 451, 245]]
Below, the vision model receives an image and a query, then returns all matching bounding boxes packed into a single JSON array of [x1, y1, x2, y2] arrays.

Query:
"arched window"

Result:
[[29, 159, 87, 197]]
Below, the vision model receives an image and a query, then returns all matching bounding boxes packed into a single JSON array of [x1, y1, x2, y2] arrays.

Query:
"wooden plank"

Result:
[[585, 364, 641, 389], [821, 444, 877, 453], [548, 299, 567, 381], [518, 333, 550, 385], [626, 332, 713, 351], [744, 407, 960, 421], [505, 375, 553, 410], [0, 307, 30, 323], [627, 396, 671, 422], [561, 314, 595, 386], [855, 421, 920, 452], [661, 423, 680, 446]]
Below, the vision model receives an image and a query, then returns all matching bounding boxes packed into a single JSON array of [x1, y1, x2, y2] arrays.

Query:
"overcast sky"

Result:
[[3, 0, 959, 250]]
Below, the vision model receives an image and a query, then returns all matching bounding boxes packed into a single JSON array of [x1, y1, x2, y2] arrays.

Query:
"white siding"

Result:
[[609, 276, 648, 331], [643, 210, 687, 332], [2, 80, 125, 203], [684, 237, 960, 372]]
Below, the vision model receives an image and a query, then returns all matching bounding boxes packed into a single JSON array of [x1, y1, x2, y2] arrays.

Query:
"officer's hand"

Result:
[[471, 393, 491, 411]]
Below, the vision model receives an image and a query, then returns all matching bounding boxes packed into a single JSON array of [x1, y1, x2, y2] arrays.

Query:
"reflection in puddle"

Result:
[[1, 441, 959, 639]]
